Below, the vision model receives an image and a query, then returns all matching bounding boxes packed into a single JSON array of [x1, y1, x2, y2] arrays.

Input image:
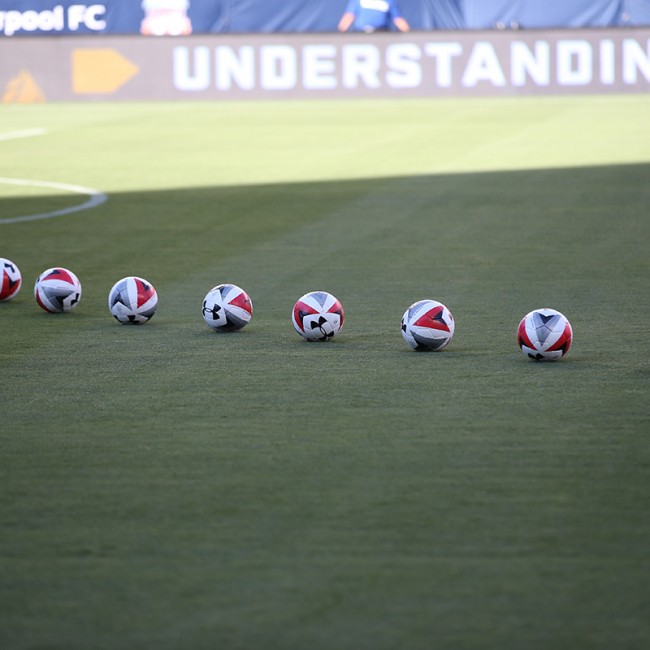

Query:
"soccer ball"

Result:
[[34, 267, 82, 313], [517, 308, 573, 361], [0, 258, 22, 302], [202, 283, 253, 332], [108, 276, 158, 324], [401, 299, 455, 351], [292, 291, 344, 341]]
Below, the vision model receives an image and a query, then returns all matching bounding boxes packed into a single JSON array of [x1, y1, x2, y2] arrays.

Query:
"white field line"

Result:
[[0, 128, 47, 141], [0, 177, 107, 224]]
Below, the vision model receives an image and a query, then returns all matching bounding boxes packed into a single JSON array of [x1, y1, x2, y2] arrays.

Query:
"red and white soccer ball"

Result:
[[34, 267, 82, 313], [517, 308, 573, 361], [202, 283, 253, 332], [108, 276, 158, 324], [292, 291, 344, 341], [0, 258, 22, 302], [401, 299, 455, 351]]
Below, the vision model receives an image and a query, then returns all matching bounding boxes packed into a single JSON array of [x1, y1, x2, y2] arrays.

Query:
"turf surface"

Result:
[[1, 96, 649, 649]]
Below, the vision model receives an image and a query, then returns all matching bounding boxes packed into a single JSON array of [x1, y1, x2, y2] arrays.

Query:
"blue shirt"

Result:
[[344, 0, 404, 32]]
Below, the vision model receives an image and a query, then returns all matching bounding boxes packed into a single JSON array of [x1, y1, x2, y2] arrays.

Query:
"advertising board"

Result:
[[2, 29, 649, 102]]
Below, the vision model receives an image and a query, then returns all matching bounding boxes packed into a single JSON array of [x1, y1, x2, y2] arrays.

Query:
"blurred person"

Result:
[[141, 0, 193, 36], [338, 0, 410, 32]]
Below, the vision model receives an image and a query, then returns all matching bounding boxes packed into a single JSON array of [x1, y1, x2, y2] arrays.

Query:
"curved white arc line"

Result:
[[0, 177, 107, 224], [0, 128, 47, 141]]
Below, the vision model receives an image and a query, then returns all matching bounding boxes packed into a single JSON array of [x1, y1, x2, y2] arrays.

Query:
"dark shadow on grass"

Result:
[[1, 161, 649, 241]]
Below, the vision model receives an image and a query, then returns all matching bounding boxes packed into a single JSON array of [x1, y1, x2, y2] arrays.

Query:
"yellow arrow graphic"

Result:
[[72, 49, 139, 94]]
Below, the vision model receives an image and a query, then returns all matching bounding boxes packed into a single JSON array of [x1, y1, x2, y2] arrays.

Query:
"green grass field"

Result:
[[1, 96, 649, 649]]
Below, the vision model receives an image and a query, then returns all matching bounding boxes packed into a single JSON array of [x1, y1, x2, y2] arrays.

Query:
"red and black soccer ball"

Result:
[[108, 276, 158, 324], [401, 299, 455, 351], [34, 267, 82, 313], [202, 283, 253, 332], [0, 258, 22, 302], [292, 291, 344, 341], [517, 308, 573, 361]]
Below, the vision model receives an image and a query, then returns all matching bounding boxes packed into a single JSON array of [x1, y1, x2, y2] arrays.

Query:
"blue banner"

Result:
[[0, 0, 649, 37]]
